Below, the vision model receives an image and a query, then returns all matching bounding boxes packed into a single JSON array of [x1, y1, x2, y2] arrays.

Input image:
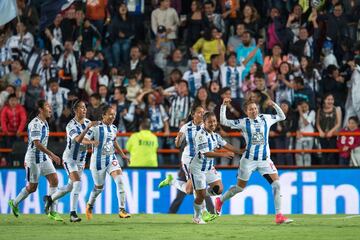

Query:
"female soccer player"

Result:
[[190, 112, 240, 224], [217, 98, 293, 224], [83, 105, 130, 219], [158, 105, 216, 222], [8, 100, 62, 221], [43, 100, 97, 222]]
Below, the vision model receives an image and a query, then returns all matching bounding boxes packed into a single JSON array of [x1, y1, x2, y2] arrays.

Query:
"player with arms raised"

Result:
[[191, 112, 240, 224], [83, 105, 131, 219], [43, 100, 97, 222], [216, 98, 293, 224], [8, 100, 62, 221]]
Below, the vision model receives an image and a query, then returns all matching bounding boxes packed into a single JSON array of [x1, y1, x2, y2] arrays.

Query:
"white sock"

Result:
[[51, 182, 73, 202], [201, 198, 207, 212], [88, 188, 102, 206], [272, 180, 281, 214], [71, 181, 81, 212], [220, 185, 243, 203], [171, 179, 188, 193], [14, 187, 30, 207], [49, 187, 57, 212], [114, 175, 126, 209], [193, 202, 202, 219]]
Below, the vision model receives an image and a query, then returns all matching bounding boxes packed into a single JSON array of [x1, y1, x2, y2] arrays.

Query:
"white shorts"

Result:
[[189, 160, 221, 190], [91, 159, 121, 186], [238, 157, 278, 181], [182, 162, 191, 181], [63, 161, 85, 176], [24, 160, 57, 183]]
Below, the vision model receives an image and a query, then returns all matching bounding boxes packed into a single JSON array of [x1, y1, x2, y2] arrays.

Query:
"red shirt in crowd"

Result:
[[336, 128, 360, 158], [86, 0, 109, 21], [0, 104, 27, 134]]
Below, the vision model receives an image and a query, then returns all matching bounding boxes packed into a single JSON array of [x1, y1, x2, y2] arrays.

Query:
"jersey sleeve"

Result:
[[264, 103, 286, 126], [67, 122, 79, 141], [29, 122, 42, 141], [178, 124, 187, 143], [220, 105, 244, 129], [85, 126, 95, 140], [215, 133, 227, 148], [195, 131, 210, 154]]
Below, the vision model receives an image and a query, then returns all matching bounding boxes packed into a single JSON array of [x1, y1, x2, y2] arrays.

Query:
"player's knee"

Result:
[[271, 180, 280, 191], [27, 184, 38, 193], [49, 175, 59, 187], [185, 184, 193, 194]]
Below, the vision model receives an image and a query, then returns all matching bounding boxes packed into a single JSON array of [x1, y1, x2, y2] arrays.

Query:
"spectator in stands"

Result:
[[207, 54, 221, 82], [86, 0, 110, 37], [208, 80, 221, 106], [142, 91, 170, 165], [227, 23, 250, 51], [295, 100, 316, 166], [192, 27, 225, 64], [0, 31, 11, 78], [126, 119, 159, 167], [239, 4, 260, 38], [1, 59, 30, 94], [263, 44, 288, 88], [22, 73, 45, 113], [337, 116, 360, 166], [16, 0, 39, 36], [298, 56, 321, 99], [292, 77, 316, 110], [253, 72, 274, 101], [220, 0, 240, 41], [266, 7, 288, 52], [98, 85, 110, 104], [109, 3, 135, 68], [271, 100, 295, 165], [316, 94, 342, 165], [57, 40, 78, 90], [87, 93, 106, 121], [321, 64, 347, 109], [344, 57, 360, 124], [273, 61, 294, 105], [194, 86, 212, 111], [182, 56, 210, 98], [0, 94, 27, 145], [124, 45, 143, 74], [126, 73, 141, 103], [78, 58, 108, 97], [204, 1, 225, 34], [164, 49, 189, 84], [185, 0, 207, 47], [46, 79, 69, 131], [38, 51, 58, 87], [0, 85, 15, 109], [6, 21, 34, 58], [151, 0, 179, 42], [235, 31, 263, 80], [150, 25, 175, 70]]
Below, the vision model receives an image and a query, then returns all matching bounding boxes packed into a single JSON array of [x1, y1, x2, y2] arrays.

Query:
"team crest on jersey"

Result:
[[112, 160, 118, 166]]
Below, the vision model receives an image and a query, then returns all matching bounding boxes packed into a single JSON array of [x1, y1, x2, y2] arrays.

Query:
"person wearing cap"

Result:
[[150, 25, 175, 70], [151, 0, 179, 41]]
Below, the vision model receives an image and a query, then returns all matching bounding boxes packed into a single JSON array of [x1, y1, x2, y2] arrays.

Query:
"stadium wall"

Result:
[[0, 168, 359, 215]]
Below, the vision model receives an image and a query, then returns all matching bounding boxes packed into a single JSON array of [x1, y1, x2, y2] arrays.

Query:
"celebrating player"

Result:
[[158, 105, 217, 222], [83, 105, 131, 219], [190, 112, 240, 224], [43, 100, 97, 222], [216, 98, 293, 224], [8, 100, 62, 221]]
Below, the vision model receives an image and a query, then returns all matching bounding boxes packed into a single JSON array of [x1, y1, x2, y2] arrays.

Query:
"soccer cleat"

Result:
[[158, 174, 173, 189], [48, 211, 64, 222], [275, 213, 294, 224], [70, 211, 82, 222], [86, 204, 93, 220], [43, 195, 53, 214], [119, 208, 131, 218], [8, 199, 19, 218], [202, 210, 218, 222], [215, 197, 223, 215], [193, 217, 206, 224]]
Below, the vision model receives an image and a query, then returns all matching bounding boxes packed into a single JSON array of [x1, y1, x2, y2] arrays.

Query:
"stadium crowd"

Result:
[[1, 0, 360, 167]]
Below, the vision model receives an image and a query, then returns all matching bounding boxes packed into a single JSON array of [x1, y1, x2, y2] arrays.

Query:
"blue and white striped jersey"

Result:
[[86, 122, 118, 170], [178, 121, 203, 163], [192, 128, 227, 171], [220, 104, 285, 161], [63, 118, 91, 163], [25, 117, 49, 164]]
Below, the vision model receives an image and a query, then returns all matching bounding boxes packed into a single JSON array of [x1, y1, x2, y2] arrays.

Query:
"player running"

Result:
[[190, 112, 240, 224], [158, 105, 217, 222], [8, 100, 63, 221], [43, 100, 97, 222], [216, 98, 293, 224], [83, 105, 131, 219]]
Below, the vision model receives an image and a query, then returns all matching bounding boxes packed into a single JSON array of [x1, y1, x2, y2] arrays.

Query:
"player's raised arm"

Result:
[[220, 98, 242, 129], [269, 100, 286, 121]]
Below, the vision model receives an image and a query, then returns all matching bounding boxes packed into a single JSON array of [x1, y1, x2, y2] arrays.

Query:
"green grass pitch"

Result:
[[1, 214, 359, 240]]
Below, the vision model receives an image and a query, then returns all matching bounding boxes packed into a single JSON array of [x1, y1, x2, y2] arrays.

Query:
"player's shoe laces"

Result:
[[70, 211, 81, 222], [48, 211, 64, 222], [275, 213, 294, 224], [193, 217, 206, 224], [202, 210, 218, 222], [86, 204, 93, 220], [43, 195, 53, 214], [8, 199, 19, 218], [215, 197, 223, 215], [158, 174, 173, 189], [119, 208, 131, 218]]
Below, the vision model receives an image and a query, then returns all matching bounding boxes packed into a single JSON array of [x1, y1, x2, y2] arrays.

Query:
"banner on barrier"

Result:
[[0, 168, 359, 214]]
